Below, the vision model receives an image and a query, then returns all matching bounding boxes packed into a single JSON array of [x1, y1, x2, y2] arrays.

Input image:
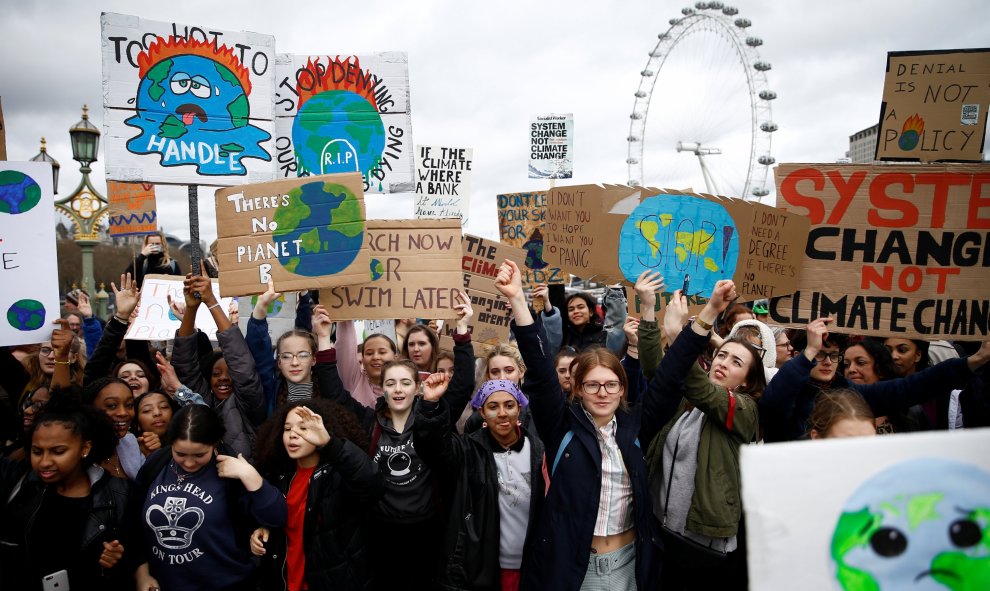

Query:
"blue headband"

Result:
[[470, 380, 529, 409]]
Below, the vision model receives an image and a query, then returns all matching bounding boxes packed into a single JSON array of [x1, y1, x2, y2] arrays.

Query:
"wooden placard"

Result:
[[496, 191, 564, 285], [214, 172, 370, 297], [770, 163, 990, 340], [876, 48, 990, 162], [318, 219, 463, 320]]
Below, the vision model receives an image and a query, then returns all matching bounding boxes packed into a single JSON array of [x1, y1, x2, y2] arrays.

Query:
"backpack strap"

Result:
[[551, 430, 574, 477]]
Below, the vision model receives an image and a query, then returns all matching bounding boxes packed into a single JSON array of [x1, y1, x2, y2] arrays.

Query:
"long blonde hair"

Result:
[[144, 230, 173, 267]]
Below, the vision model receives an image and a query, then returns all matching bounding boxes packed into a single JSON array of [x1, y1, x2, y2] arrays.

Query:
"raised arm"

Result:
[[415, 373, 466, 478], [84, 274, 138, 384], [246, 281, 280, 415], [602, 284, 629, 354], [441, 290, 476, 426]]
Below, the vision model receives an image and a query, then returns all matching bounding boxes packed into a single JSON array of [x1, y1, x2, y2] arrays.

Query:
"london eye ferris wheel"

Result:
[[626, 2, 777, 201]]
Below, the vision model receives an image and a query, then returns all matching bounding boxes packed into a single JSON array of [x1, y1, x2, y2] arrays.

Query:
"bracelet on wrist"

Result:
[[208, 302, 221, 310], [54, 359, 72, 365], [112, 315, 129, 325], [694, 316, 714, 331]]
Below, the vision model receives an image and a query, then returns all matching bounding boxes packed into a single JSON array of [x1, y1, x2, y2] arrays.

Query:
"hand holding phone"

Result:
[[682, 274, 690, 295]]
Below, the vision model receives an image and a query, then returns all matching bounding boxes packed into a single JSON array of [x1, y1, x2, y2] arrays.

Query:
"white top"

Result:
[[495, 437, 532, 569], [585, 412, 634, 536]]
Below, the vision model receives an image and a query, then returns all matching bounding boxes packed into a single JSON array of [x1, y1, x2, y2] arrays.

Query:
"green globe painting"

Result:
[[272, 181, 364, 276], [7, 299, 46, 331]]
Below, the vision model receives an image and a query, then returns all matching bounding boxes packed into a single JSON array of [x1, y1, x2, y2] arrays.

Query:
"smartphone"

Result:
[[682, 274, 690, 295], [42, 570, 69, 591]]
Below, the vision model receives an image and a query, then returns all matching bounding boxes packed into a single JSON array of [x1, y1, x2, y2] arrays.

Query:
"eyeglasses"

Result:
[[39, 347, 55, 357], [278, 352, 313, 362], [776, 340, 793, 350], [751, 344, 767, 360], [813, 351, 842, 363], [581, 381, 623, 395]]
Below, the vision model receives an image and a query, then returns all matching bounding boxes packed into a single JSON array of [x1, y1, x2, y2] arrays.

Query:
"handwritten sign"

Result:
[[544, 184, 808, 301], [214, 172, 370, 297], [318, 219, 463, 320], [125, 275, 233, 341], [102, 13, 276, 185], [770, 163, 990, 339], [742, 429, 990, 591], [439, 234, 526, 354], [414, 145, 472, 224], [273, 52, 413, 194], [107, 181, 158, 236], [0, 162, 58, 345], [877, 48, 990, 162], [529, 113, 573, 179], [496, 191, 563, 285], [237, 291, 297, 341]]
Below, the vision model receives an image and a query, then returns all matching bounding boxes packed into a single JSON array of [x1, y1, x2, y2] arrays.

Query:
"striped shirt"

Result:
[[585, 411, 635, 535]]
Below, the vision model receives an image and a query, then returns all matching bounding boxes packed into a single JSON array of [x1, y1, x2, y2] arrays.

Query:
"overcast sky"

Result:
[[2, 0, 987, 245]]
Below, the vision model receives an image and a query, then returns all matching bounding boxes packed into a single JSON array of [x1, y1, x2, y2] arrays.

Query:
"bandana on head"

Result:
[[470, 380, 529, 409]]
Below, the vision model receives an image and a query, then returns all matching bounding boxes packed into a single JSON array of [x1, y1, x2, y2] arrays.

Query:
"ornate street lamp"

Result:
[[29, 137, 61, 194], [53, 105, 108, 293]]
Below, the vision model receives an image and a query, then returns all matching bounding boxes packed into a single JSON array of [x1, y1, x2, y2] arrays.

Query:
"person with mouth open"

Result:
[[496, 260, 658, 591], [82, 376, 144, 481], [414, 374, 545, 591], [0, 390, 132, 591], [635, 272, 764, 590]]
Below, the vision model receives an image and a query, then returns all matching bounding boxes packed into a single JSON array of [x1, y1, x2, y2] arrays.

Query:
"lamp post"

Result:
[[29, 137, 61, 194], [54, 105, 108, 294]]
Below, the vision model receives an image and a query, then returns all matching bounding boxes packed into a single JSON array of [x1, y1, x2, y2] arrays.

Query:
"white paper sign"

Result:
[[0, 162, 59, 346], [125, 275, 233, 340], [414, 145, 472, 224], [237, 291, 297, 342], [101, 12, 277, 186], [741, 429, 990, 591], [528, 113, 573, 179], [363, 318, 396, 343], [273, 52, 414, 194]]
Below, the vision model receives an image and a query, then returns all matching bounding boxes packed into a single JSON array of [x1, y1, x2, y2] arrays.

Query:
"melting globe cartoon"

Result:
[[125, 36, 271, 175], [830, 458, 990, 591]]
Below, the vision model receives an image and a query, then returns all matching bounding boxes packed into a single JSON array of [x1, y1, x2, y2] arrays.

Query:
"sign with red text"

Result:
[[107, 181, 158, 236], [496, 191, 564, 285], [318, 219, 463, 320], [125, 275, 233, 341], [876, 49, 990, 162], [544, 184, 808, 301], [439, 234, 526, 354], [414, 145, 472, 224], [770, 163, 990, 339]]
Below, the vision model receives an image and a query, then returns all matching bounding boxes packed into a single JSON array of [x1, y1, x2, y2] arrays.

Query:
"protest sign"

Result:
[[0, 162, 58, 345], [876, 48, 990, 162], [101, 13, 276, 185], [237, 291, 297, 340], [214, 172, 370, 297], [273, 53, 413, 194], [544, 184, 808, 301], [0, 97, 6, 160], [496, 191, 564, 285], [414, 145, 472, 224], [741, 429, 990, 591], [318, 219, 463, 320], [107, 181, 158, 236], [363, 319, 397, 343], [529, 113, 573, 179], [125, 274, 233, 340], [770, 163, 990, 339], [439, 234, 526, 354]]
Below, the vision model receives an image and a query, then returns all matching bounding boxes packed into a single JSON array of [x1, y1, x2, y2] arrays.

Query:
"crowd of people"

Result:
[[1, 255, 988, 591]]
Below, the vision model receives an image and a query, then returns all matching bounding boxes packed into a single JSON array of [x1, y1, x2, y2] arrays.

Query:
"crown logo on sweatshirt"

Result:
[[145, 496, 205, 550]]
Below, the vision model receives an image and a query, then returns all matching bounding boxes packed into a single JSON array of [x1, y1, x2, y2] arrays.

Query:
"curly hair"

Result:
[[254, 398, 371, 479]]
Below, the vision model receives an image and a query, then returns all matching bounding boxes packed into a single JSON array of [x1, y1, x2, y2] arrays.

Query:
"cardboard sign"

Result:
[[439, 234, 526, 354], [876, 48, 990, 162], [214, 172, 370, 297], [770, 163, 990, 340], [529, 113, 573, 179], [237, 291, 297, 341], [318, 219, 463, 320], [544, 184, 809, 300], [414, 145, 472, 224], [0, 97, 6, 161], [125, 275, 233, 340], [496, 191, 564, 285], [0, 162, 58, 345], [273, 53, 413, 194], [102, 13, 276, 185], [741, 429, 990, 591], [107, 181, 158, 235]]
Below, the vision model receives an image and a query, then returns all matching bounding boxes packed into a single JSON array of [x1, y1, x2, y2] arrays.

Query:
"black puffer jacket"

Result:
[[258, 437, 384, 591], [415, 397, 545, 591], [0, 462, 132, 591]]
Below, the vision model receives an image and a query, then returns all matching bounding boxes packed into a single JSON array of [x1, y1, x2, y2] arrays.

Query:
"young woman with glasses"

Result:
[[496, 260, 658, 591]]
